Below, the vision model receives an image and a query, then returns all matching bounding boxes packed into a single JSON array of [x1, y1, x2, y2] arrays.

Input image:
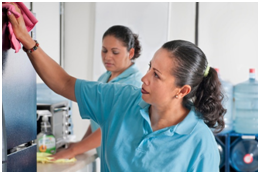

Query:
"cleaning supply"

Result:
[[37, 152, 76, 164], [2, 2, 38, 53], [37, 110, 56, 154]]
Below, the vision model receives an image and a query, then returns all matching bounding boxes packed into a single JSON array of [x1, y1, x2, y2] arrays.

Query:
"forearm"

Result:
[[23, 36, 76, 101], [82, 125, 92, 139], [72, 128, 101, 156]]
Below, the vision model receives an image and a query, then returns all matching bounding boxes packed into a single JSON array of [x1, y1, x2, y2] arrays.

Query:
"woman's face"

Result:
[[141, 48, 180, 106], [101, 35, 133, 73]]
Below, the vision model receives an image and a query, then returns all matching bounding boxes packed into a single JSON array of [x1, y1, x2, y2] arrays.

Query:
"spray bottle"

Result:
[[36, 110, 56, 154]]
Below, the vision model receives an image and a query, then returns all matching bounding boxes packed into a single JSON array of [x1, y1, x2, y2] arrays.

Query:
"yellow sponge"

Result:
[[37, 152, 77, 164]]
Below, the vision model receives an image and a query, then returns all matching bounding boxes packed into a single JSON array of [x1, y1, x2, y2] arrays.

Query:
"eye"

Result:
[[154, 72, 160, 79], [148, 63, 151, 69], [102, 50, 107, 53], [113, 52, 119, 55]]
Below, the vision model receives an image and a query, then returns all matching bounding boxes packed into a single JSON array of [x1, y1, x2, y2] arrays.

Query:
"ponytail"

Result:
[[132, 34, 141, 59], [193, 67, 226, 133]]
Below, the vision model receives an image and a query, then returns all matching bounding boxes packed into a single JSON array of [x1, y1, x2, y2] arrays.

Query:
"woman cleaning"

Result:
[[7, 4, 225, 172], [52, 25, 143, 163]]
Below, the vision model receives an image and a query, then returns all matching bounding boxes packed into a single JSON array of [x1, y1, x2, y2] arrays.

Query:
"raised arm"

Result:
[[7, 3, 76, 101]]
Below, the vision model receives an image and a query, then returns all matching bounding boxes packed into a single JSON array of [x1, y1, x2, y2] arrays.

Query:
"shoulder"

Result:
[[191, 119, 219, 156], [122, 70, 143, 88], [193, 119, 217, 144], [97, 72, 109, 82]]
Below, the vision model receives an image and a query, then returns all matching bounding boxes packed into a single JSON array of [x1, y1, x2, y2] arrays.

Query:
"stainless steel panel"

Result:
[[2, 109, 7, 172], [2, 43, 37, 149], [7, 144, 37, 172]]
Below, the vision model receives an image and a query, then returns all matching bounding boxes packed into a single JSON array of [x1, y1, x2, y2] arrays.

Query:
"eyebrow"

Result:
[[153, 68, 162, 74], [111, 48, 119, 50], [150, 61, 162, 74], [102, 46, 119, 50]]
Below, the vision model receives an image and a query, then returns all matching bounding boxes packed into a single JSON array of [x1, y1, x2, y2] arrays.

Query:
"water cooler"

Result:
[[214, 68, 258, 172]]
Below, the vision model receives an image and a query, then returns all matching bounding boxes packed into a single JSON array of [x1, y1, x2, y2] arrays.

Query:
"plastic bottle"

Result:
[[37, 111, 56, 154], [233, 68, 258, 134], [215, 68, 233, 133], [217, 141, 225, 168], [230, 138, 258, 172]]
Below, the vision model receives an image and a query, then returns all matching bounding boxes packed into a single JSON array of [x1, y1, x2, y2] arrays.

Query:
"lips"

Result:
[[141, 88, 149, 94], [105, 63, 113, 66]]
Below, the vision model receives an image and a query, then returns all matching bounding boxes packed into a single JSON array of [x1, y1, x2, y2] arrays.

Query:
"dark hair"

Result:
[[102, 25, 141, 60], [162, 40, 226, 133]]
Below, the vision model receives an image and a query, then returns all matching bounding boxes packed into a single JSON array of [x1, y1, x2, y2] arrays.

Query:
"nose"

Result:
[[102, 51, 113, 61], [141, 72, 149, 86]]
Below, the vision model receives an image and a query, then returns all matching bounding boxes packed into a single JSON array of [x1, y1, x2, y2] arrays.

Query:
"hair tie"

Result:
[[204, 65, 210, 77]]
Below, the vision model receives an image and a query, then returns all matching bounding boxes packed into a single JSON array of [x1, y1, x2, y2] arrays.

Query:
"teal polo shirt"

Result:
[[90, 63, 142, 158], [75, 80, 220, 172]]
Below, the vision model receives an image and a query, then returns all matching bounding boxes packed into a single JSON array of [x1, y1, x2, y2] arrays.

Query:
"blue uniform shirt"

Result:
[[90, 63, 143, 158], [75, 80, 220, 172]]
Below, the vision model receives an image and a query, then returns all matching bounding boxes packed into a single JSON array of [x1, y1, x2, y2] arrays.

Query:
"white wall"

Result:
[[169, 2, 257, 85], [199, 2, 258, 84], [64, 2, 95, 141], [32, 2, 60, 84], [23, 2, 30, 9], [168, 2, 196, 43]]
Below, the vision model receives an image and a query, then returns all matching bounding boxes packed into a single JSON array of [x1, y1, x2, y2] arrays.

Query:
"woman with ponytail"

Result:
[[8, 5, 225, 171], [162, 41, 226, 133]]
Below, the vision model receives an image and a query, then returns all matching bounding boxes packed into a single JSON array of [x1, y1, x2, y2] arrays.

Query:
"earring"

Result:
[[175, 95, 178, 98]]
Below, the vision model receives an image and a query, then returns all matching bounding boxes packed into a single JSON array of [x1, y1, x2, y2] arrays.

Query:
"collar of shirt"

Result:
[[138, 99, 200, 136], [103, 63, 139, 83]]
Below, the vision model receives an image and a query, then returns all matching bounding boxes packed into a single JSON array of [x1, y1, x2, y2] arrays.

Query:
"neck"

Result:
[[108, 62, 133, 82], [149, 101, 189, 132]]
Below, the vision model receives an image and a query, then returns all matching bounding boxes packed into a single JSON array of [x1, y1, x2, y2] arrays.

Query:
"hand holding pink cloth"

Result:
[[2, 2, 38, 53]]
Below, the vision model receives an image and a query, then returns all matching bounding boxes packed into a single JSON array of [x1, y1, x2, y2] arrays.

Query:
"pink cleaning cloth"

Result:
[[2, 2, 38, 53]]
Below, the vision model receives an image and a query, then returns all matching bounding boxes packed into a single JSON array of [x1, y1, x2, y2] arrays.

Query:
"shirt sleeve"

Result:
[[189, 153, 220, 172], [74, 79, 140, 128]]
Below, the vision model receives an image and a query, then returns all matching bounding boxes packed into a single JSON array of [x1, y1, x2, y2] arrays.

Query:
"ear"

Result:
[[177, 85, 191, 99], [129, 48, 135, 60]]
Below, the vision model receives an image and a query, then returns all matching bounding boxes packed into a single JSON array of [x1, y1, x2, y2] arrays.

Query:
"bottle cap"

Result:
[[243, 154, 253, 164], [249, 68, 255, 73]]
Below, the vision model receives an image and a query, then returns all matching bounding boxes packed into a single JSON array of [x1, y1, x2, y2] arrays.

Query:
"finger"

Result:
[[9, 3, 25, 26], [49, 155, 58, 161], [10, 2, 21, 14], [7, 11, 18, 27]]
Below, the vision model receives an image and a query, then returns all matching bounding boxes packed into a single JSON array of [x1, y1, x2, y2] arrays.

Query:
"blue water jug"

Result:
[[230, 138, 258, 172], [215, 68, 233, 133], [234, 69, 258, 134]]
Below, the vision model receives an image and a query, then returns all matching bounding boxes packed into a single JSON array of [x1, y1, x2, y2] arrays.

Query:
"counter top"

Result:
[[37, 149, 97, 172]]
